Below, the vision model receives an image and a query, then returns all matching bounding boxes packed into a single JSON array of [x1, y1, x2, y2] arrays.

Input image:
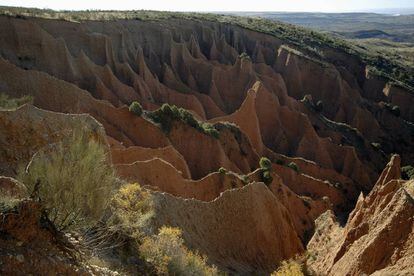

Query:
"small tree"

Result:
[[129, 101, 143, 116], [259, 157, 272, 170], [287, 162, 299, 173]]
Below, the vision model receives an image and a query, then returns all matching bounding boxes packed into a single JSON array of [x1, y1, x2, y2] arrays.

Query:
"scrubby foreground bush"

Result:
[[140, 226, 219, 275], [271, 259, 304, 276], [18, 127, 116, 231], [109, 183, 154, 239]]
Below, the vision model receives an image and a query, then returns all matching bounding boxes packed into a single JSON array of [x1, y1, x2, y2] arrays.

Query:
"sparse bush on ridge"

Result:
[[218, 167, 227, 174], [371, 142, 381, 150], [148, 103, 219, 138], [0, 93, 33, 109], [140, 226, 218, 275], [391, 105, 401, 117], [402, 165, 414, 180], [259, 157, 273, 185], [384, 102, 401, 117], [259, 157, 272, 170], [17, 126, 116, 231], [275, 159, 285, 165], [239, 52, 251, 61], [129, 101, 143, 116], [287, 162, 299, 173]]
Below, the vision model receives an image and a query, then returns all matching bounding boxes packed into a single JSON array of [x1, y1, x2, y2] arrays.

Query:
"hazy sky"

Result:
[[0, 0, 413, 12]]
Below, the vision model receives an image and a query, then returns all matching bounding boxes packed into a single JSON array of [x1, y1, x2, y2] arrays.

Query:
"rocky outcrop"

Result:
[[111, 145, 191, 178], [308, 155, 414, 275], [151, 182, 304, 274], [0, 104, 108, 177]]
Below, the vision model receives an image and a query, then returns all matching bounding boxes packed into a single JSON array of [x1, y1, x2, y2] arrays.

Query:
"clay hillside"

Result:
[[0, 7, 413, 276]]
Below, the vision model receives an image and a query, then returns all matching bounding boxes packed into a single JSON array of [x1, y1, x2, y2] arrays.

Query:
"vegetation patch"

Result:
[[287, 162, 300, 173], [139, 226, 218, 275], [17, 126, 116, 231], [129, 101, 143, 116], [0, 93, 33, 110], [239, 52, 252, 61], [259, 157, 273, 185], [148, 103, 219, 138], [402, 165, 414, 180], [218, 167, 227, 174], [384, 102, 401, 117]]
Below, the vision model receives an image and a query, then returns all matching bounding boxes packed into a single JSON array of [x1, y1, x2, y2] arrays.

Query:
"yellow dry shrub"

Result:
[[139, 226, 218, 275], [109, 183, 154, 239], [271, 259, 304, 276]]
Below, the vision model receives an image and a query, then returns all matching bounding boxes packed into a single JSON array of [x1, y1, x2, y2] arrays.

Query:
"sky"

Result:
[[0, 0, 413, 13]]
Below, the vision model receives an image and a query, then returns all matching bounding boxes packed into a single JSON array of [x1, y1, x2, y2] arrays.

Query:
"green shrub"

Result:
[[139, 226, 218, 275], [259, 157, 272, 170], [261, 170, 273, 185], [239, 52, 251, 61], [0, 93, 33, 109], [259, 157, 273, 185], [17, 127, 116, 231], [287, 162, 299, 173], [402, 165, 414, 180], [129, 101, 143, 116], [109, 183, 154, 239], [391, 105, 401, 117], [371, 142, 381, 150], [218, 167, 227, 174], [148, 103, 219, 138], [315, 100, 323, 112], [241, 175, 249, 185]]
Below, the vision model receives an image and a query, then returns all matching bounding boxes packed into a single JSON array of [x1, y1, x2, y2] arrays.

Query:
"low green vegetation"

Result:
[[271, 259, 304, 276], [239, 52, 251, 61], [0, 93, 33, 109], [259, 157, 273, 185], [371, 142, 381, 151], [275, 159, 285, 165], [287, 162, 299, 173], [218, 167, 227, 174], [139, 226, 219, 275], [402, 165, 414, 180], [109, 183, 154, 240], [315, 100, 323, 112], [148, 103, 219, 138], [17, 126, 116, 231], [259, 157, 272, 170], [384, 103, 401, 117], [129, 101, 143, 116]]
